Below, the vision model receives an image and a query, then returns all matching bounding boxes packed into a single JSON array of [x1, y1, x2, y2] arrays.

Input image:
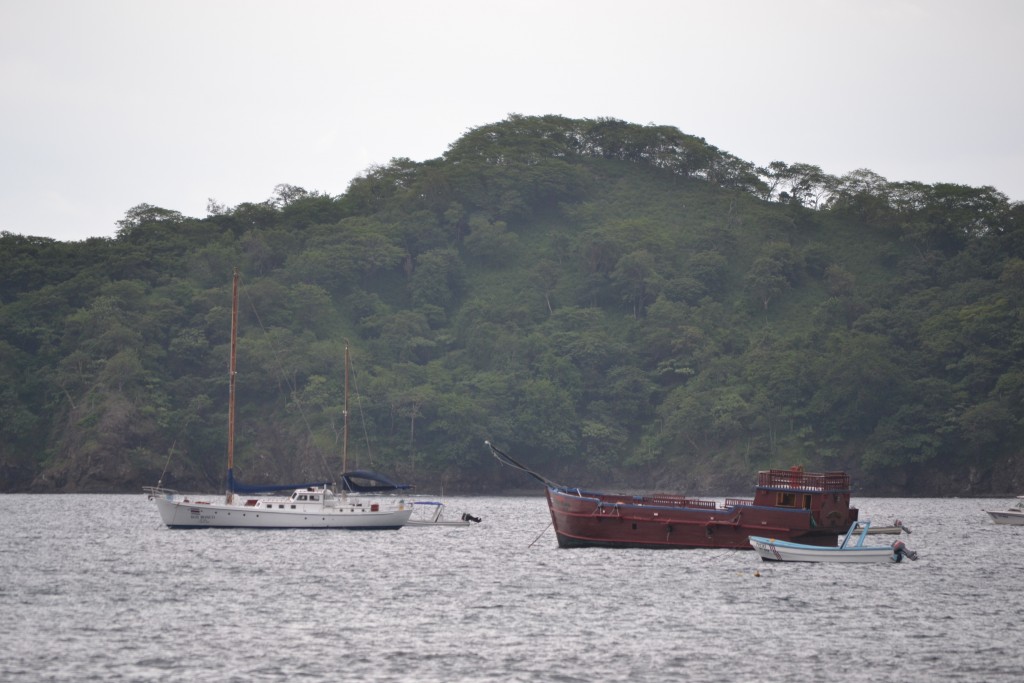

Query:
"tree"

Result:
[[463, 214, 519, 263], [808, 333, 906, 436], [745, 256, 789, 311], [611, 250, 662, 319], [116, 204, 184, 238], [768, 162, 836, 209], [901, 184, 1010, 254], [270, 184, 309, 208], [533, 259, 562, 315], [513, 377, 577, 464], [743, 242, 801, 311], [409, 248, 465, 311]]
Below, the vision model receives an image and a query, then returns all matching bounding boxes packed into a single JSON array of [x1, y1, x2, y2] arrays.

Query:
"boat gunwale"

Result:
[[547, 487, 828, 517], [749, 520, 894, 553], [153, 496, 413, 529], [747, 535, 895, 553]]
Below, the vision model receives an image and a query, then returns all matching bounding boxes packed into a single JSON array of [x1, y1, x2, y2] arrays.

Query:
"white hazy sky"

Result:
[[2, 0, 1022, 242]]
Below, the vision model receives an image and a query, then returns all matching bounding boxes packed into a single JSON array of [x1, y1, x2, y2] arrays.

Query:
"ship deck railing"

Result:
[[641, 495, 718, 510], [758, 469, 850, 491], [575, 490, 721, 510]]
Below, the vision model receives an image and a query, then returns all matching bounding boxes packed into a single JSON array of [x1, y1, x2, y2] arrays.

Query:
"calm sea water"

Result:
[[0, 494, 1020, 682]]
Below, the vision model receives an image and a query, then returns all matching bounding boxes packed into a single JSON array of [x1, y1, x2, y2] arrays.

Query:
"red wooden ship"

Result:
[[488, 442, 859, 549]]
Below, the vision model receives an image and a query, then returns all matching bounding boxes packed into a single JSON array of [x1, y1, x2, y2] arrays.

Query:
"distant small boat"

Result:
[[984, 498, 1024, 525], [866, 519, 912, 535], [408, 501, 482, 527], [337, 470, 481, 527], [750, 520, 919, 563]]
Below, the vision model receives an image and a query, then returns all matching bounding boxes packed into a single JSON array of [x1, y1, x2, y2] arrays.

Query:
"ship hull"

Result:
[[546, 486, 850, 550]]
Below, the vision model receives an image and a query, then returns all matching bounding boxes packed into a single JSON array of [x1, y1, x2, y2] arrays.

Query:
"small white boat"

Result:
[[749, 520, 919, 563], [984, 498, 1024, 525], [865, 519, 911, 535], [407, 501, 482, 527], [336, 472, 481, 527]]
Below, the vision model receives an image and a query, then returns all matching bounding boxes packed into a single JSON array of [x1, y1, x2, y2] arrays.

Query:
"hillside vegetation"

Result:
[[2, 115, 1022, 495]]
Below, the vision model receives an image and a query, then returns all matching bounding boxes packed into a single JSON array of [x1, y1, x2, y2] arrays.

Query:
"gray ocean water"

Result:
[[0, 494, 1020, 682]]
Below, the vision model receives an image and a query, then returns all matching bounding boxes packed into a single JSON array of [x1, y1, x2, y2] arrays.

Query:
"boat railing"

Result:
[[641, 495, 717, 510], [758, 469, 850, 491], [725, 497, 754, 507], [143, 486, 178, 499], [839, 520, 872, 549]]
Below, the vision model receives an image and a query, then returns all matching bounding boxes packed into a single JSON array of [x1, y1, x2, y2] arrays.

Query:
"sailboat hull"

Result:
[[151, 493, 413, 529]]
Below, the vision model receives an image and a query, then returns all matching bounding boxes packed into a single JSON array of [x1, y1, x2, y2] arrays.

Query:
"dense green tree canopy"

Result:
[[1, 115, 1022, 495]]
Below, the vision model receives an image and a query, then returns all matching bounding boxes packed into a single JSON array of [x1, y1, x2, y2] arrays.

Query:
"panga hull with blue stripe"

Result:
[[750, 520, 919, 563]]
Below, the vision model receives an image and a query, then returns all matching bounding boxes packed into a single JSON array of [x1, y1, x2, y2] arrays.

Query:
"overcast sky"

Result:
[[3, 0, 1022, 242]]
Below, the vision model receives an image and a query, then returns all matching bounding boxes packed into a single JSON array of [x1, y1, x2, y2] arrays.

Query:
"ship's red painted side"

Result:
[[546, 468, 859, 549]]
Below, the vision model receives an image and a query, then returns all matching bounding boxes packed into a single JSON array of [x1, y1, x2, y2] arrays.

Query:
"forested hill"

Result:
[[2, 115, 1022, 496]]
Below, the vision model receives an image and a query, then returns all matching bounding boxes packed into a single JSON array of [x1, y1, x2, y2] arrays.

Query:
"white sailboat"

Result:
[[145, 270, 413, 529]]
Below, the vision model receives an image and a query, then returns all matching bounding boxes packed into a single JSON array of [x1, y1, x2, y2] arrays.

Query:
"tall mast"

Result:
[[226, 268, 239, 504], [342, 341, 350, 475]]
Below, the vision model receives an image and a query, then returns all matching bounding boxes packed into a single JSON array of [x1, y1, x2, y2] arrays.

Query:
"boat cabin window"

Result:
[[776, 493, 814, 508], [310, 495, 319, 501], [298, 494, 308, 501]]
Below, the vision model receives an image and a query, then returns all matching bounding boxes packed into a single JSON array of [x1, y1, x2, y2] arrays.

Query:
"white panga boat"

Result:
[[865, 519, 912, 535], [145, 270, 412, 530], [984, 498, 1024, 525], [749, 520, 919, 563]]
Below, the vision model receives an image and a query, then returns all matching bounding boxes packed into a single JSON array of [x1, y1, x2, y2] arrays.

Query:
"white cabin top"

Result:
[[289, 487, 335, 502]]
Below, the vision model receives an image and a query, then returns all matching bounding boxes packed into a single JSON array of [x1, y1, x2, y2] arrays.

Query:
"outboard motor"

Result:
[[462, 512, 482, 524], [891, 539, 919, 562]]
